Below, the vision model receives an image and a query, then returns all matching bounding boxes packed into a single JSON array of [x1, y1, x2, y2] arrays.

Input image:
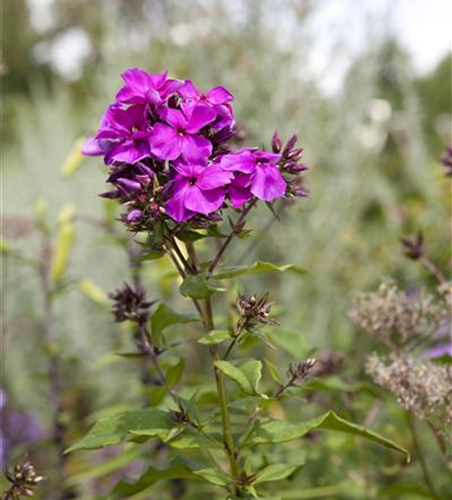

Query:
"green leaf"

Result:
[[166, 358, 185, 388], [198, 330, 231, 345], [51, 220, 74, 282], [176, 230, 208, 242], [66, 409, 173, 452], [78, 279, 110, 306], [240, 410, 409, 459], [138, 250, 165, 261], [265, 330, 309, 358], [265, 360, 283, 384], [179, 273, 225, 299], [252, 463, 304, 485], [212, 261, 306, 280], [193, 467, 231, 487], [215, 358, 264, 396], [61, 137, 85, 178], [110, 463, 196, 498], [150, 303, 198, 341]]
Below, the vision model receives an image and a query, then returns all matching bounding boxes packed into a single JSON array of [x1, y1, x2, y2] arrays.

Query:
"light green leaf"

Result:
[[265, 360, 283, 384], [212, 261, 306, 280], [240, 410, 409, 459], [78, 279, 109, 306], [51, 221, 74, 282], [150, 303, 198, 341], [61, 137, 85, 178], [193, 467, 231, 487], [215, 358, 264, 396], [166, 358, 185, 388], [109, 463, 196, 498], [252, 463, 304, 485], [180, 273, 225, 299], [66, 409, 173, 452], [265, 330, 309, 358], [198, 330, 231, 345]]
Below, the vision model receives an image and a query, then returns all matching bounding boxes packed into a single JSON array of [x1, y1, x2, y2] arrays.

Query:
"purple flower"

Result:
[[179, 79, 234, 130], [220, 148, 286, 202], [151, 104, 216, 163], [94, 104, 153, 165], [116, 68, 182, 106], [165, 162, 233, 222]]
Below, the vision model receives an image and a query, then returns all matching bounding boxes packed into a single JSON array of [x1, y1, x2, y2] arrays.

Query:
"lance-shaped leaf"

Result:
[[212, 261, 306, 280], [215, 358, 264, 396], [192, 468, 231, 486], [166, 358, 185, 388], [180, 273, 225, 299], [66, 409, 174, 452], [109, 463, 197, 498], [198, 330, 231, 345], [252, 462, 304, 485], [240, 410, 409, 459], [150, 303, 198, 340]]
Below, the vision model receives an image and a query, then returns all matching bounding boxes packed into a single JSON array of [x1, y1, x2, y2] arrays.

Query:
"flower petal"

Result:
[[250, 164, 287, 201], [197, 166, 233, 190], [150, 124, 181, 160], [207, 85, 234, 105], [158, 107, 187, 129], [185, 104, 217, 134], [180, 134, 212, 163], [81, 137, 104, 156], [165, 183, 195, 222], [179, 79, 199, 100], [184, 186, 226, 215], [220, 150, 256, 173]]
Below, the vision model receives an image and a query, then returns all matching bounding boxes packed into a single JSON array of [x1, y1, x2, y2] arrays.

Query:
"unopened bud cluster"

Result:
[[275, 358, 317, 397], [4, 459, 44, 498], [236, 293, 276, 332], [109, 283, 154, 326]]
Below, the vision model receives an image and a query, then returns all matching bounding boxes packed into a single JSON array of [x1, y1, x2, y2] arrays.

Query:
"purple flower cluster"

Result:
[[83, 68, 307, 225]]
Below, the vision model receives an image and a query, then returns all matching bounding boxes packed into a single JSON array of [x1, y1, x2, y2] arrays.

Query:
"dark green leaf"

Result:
[[176, 230, 208, 242], [66, 409, 173, 452], [240, 410, 409, 458], [179, 274, 225, 299], [265, 360, 283, 385], [110, 463, 196, 498], [252, 463, 304, 485], [193, 467, 231, 486], [166, 358, 185, 388], [212, 261, 306, 280], [150, 303, 198, 340], [215, 358, 264, 396]]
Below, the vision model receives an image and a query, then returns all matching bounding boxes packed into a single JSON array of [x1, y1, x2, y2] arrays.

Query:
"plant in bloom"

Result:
[[71, 69, 409, 499], [82, 68, 308, 227]]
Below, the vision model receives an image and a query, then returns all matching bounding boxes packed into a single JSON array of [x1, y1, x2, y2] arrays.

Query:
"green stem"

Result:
[[203, 296, 242, 494], [408, 414, 442, 500]]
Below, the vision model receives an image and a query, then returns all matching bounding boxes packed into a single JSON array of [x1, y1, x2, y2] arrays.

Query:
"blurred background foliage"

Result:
[[1, 0, 451, 498]]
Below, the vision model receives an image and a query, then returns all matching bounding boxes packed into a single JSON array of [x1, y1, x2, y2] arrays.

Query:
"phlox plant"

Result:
[[66, 69, 408, 499]]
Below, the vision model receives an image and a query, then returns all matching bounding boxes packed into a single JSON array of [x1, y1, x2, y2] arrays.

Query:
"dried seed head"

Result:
[[366, 353, 452, 434], [349, 281, 451, 349]]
